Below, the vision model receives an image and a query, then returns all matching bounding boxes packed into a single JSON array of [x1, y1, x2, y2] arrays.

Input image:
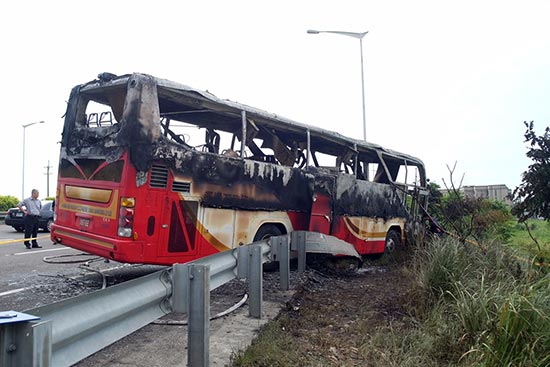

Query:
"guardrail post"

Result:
[[172, 264, 190, 314], [172, 264, 211, 367], [236, 246, 249, 279], [30, 320, 52, 367], [292, 231, 307, 273], [0, 312, 51, 367], [270, 236, 290, 291], [249, 245, 263, 318], [187, 264, 210, 367]]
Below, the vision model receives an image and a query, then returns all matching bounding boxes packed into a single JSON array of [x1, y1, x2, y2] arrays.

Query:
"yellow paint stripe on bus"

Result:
[[343, 217, 388, 239], [200, 228, 231, 252], [177, 193, 230, 252], [55, 230, 115, 249]]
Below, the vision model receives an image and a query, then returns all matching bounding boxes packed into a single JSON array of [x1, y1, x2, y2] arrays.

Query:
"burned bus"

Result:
[[51, 72, 428, 265]]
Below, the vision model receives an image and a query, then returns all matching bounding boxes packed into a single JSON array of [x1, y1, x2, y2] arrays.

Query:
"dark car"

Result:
[[4, 201, 55, 232]]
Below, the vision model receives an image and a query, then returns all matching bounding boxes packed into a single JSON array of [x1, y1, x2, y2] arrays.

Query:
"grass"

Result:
[[230, 317, 308, 367], [230, 233, 550, 366], [406, 236, 550, 366], [508, 219, 550, 260]]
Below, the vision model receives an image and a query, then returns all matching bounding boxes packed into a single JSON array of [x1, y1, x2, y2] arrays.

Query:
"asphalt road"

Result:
[[0, 223, 165, 312]]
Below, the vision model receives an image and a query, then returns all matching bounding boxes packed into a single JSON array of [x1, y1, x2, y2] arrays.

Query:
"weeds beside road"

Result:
[[231, 236, 550, 367]]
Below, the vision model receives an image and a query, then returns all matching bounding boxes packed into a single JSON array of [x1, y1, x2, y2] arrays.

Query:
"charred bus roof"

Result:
[[72, 72, 426, 183]]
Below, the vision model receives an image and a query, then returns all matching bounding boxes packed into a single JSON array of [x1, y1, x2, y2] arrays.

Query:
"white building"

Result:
[[462, 184, 512, 205]]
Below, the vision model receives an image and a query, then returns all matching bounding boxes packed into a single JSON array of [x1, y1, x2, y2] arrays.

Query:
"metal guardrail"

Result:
[[0, 232, 312, 367]]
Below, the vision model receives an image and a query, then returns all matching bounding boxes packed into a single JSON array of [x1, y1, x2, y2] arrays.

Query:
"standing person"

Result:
[[17, 189, 42, 249]]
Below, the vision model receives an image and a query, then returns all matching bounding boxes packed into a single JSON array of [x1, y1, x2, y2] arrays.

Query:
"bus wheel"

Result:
[[384, 230, 402, 253], [254, 224, 284, 272], [253, 224, 283, 242]]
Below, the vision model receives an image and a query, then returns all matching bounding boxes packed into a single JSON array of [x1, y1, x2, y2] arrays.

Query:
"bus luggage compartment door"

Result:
[[158, 197, 199, 257]]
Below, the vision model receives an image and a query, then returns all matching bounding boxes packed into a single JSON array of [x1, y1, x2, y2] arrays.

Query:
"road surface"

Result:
[[0, 223, 164, 312]]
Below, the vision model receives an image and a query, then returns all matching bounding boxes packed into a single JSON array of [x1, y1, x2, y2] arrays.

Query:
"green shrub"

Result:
[[0, 195, 19, 211]]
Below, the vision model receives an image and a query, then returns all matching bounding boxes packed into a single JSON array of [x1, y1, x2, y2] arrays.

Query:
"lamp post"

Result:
[[22, 121, 45, 199], [307, 29, 369, 141]]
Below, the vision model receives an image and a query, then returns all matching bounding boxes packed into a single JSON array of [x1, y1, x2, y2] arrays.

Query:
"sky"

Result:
[[1, 0, 549, 200]]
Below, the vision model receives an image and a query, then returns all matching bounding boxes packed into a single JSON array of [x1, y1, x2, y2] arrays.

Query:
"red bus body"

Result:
[[52, 73, 428, 265]]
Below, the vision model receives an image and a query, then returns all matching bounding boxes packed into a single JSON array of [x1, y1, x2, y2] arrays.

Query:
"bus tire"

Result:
[[254, 224, 284, 272], [384, 230, 401, 253], [253, 224, 283, 242]]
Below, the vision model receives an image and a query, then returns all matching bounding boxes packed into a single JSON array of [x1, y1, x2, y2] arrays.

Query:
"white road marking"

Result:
[[13, 247, 70, 256], [0, 287, 31, 297]]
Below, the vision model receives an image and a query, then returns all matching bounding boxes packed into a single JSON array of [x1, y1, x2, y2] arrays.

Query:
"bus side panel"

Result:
[[200, 206, 236, 253], [308, 193, 332, 234], [331, 216, 406, 255], [202, 208, 300, 248], [331, 216, 381, 255], [287, 211, 309, 233]]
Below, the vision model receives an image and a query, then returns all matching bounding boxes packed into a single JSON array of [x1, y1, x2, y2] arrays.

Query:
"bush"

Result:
[[0, 195, 19, 211], [431, 193, 514, 243]]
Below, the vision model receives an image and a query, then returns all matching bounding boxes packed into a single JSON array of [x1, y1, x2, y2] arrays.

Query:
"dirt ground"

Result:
[[236, 258, 412, 366]]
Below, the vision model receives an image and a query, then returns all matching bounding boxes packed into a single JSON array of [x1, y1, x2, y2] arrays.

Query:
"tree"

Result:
[[429, 163, 513, 243], [512, 121, 550, 222], [427, 181, 443, 208]]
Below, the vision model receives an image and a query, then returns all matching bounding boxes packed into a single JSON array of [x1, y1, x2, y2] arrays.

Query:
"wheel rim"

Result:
[[386, 238, 395, 252]]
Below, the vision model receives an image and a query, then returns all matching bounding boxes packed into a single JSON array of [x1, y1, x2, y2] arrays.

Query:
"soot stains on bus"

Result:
[[153, 141, 315, 212]]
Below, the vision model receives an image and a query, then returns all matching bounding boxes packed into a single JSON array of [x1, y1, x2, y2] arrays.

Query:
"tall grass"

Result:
[[480, 274, 550, 367], [398, 236, 550, 366]]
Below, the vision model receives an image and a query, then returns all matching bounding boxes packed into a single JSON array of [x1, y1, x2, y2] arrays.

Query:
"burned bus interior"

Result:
[[57, 72, 430, 227], [68, 73, 426, 191]]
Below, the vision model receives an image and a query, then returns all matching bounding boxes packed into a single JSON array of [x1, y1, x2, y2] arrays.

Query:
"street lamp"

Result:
[[307, 29, 369, 141], [22, 121, 45, 199]]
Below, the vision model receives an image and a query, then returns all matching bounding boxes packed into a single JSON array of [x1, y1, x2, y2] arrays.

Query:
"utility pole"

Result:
[[44, 160, 52, 197]]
